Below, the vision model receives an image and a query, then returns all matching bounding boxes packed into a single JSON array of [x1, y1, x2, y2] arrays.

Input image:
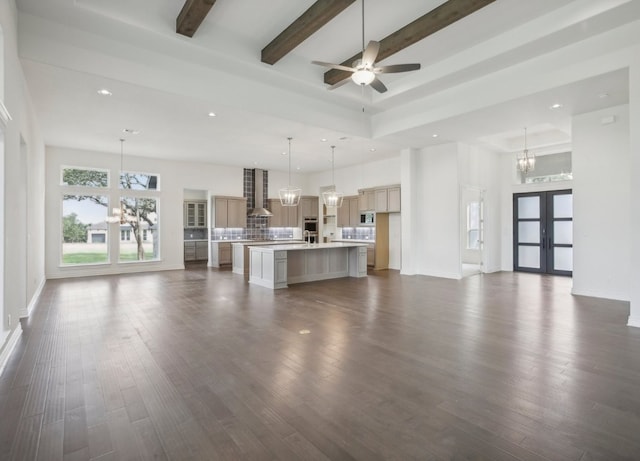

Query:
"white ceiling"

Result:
[[15, 0, 639, 173]]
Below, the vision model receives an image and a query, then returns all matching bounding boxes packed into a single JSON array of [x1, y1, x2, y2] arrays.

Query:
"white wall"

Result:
[[630, 52, 640, 326], [307, 156, 401, 195], [1, 0, 46, 364], [572, 104, 630, 301], [416, 143, 461, 279]]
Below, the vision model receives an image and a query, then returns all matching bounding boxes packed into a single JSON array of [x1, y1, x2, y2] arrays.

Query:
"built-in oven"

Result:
[[359, 211, 375, 226], [303, 217, 318, 243]]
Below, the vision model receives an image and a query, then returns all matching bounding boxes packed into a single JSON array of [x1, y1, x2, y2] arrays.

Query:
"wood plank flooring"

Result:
[[1, 268, 640, 460]]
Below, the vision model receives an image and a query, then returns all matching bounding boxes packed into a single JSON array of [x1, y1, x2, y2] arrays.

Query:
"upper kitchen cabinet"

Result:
[[359, 186, 401, 213], [300, 196, 319, 218], [184, 201, 207, 228], [337, 196, 360, 227], [213, 196, 247, 228], [268, 199, 298, 227], [358, 190, 375, 211]]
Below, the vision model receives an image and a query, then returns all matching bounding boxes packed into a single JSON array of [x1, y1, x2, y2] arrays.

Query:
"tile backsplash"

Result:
[[211, 227, 298, 241], [183, 228, 207, 240], [340, 227, 376, 241]]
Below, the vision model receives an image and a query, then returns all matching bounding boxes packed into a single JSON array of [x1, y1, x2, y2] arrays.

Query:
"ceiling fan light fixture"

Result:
[[351, 68, 375, 86]]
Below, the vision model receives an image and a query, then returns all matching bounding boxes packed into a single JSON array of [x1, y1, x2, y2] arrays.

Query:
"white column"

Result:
[[629, 49, 640, 327], [400, 148, 418, 275]]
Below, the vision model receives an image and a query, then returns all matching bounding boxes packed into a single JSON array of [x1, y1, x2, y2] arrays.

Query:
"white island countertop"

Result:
[[251, 242, 367, 251]]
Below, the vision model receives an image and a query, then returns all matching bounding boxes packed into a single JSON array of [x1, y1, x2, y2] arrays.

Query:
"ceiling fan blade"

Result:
[[328, 77, 353, 91], [375, 63, 421, 74], [311, 61, 355, 73], [361, 40, 380, 66], [370, 77, 387, 93]]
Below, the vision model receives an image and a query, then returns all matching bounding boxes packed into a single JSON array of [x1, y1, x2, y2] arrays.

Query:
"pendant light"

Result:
[[322, 145, 344, 208], [106, 138, 135, 224], [517, 127, 536, 174], [279, 137, 301, 207]]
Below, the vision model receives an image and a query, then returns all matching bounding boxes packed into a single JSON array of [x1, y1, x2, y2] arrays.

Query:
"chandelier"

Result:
[[106, 139, 135, 224], [517, 127, 536, 174], [279, 137, 301, 207], [322, 145, 344, 208]]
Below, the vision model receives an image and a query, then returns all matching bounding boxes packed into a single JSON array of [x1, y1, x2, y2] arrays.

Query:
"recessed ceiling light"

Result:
[[253, 161, 258, 165], [97, 89, 112, 96], [208, 112, 216, 117], [432, 134, 439, 138], [550, 103, 563, 110], [299, 329, 310, 335], [370, 148, 376, 152], [321, 138, 327, 142], [296, 166, 301, 170], [281, 151, 287, 155], [122, 128, 140, 135]]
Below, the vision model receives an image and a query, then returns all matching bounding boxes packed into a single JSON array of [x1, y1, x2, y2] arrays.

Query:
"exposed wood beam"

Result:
[[324, 0, 496, 86], [262, 0, 356, 65], [176, 0, 218, 38]]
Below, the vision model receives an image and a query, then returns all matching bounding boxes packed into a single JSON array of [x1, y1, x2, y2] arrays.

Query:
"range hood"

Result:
[[247, 169, 273, 217]]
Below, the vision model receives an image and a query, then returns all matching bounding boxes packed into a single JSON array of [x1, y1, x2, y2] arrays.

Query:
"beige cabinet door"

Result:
[[359, 190, 375, 211], [375, 189, 388, 212], [337, 200, 350, 227], [388, 187, 401, 212], [196, 202, 207, 227], [300, 197, 318, 218], [287, 206, 299, 227], [268, 199, 283, 227], [227, 198, 247, 228], [214, 198, 228, 228], [349, 197, 360, 226]]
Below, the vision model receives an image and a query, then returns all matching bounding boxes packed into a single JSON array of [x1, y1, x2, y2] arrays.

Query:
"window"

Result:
[[62, 167, 108, 187], [120, 172, 159, 190], [467, 201, 481, 250], [521, 152, 572, 184], [118, 196, 159, 262], [62, 194, 109, 264], [60, 166, 161, 266]]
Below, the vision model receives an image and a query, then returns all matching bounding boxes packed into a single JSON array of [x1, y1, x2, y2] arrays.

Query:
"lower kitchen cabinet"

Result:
[[210, 241, 232, 267], [184, 241, 209, 262], [367, 243, 375, 267]]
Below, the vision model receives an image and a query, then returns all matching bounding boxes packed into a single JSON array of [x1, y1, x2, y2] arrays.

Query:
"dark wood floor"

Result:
[[1, 268, 640, 460]]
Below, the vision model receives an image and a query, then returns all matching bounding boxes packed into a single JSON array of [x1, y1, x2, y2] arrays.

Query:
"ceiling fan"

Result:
[[312, 0, 421, 93]]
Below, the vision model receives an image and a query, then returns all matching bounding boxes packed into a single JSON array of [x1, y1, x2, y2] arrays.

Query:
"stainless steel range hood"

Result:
[[247, 169, 273, 217]]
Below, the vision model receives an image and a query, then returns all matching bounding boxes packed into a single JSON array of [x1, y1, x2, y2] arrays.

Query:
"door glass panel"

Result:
[[554, 247, 573, 271], [553, 194, 573, 218], [518, 245, 540, 269], [518, 222, 540, 243], [518, 196, 540, 219], [554, 221, 572, 245]]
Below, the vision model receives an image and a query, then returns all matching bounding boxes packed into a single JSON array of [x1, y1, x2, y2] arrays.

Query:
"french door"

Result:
[[513, 190, 572, 276]]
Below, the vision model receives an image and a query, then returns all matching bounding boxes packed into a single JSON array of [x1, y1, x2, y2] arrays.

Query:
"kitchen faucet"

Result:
[[304, 230, 310, 246]]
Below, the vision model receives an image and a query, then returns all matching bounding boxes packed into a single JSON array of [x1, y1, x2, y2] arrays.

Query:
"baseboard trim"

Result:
[[0, 324, 23, 377], [20, 278, 46, 319]]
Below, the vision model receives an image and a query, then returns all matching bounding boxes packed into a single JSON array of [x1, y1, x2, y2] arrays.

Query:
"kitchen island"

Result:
[[249, 242, 367, 289], [232, 240, 303, 277]]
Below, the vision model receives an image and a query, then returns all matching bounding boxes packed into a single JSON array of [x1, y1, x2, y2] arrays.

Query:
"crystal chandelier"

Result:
[[279, 137, 301, 207], [322, 145, 343, 208], [517, 127, 536, 174]]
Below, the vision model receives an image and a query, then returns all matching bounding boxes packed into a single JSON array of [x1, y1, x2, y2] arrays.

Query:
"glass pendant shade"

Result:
[[107, 139, 126, 224], [322, 145, 343, 208], [280, 137, 301, 207], [322, 189, 344, 208], [516, 127, 536, 174], [279, 187, 301, 206]]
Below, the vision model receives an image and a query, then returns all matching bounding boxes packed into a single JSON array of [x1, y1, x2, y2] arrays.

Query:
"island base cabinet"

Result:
[[250, 249, 287, 289]]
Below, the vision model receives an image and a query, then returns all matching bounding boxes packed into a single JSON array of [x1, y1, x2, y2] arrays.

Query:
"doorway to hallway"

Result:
[[513, 190, 572, 276]]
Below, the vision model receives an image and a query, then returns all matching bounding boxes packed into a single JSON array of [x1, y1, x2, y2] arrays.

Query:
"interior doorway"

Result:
[[461, 187, 484, 277], [513, 189, 573, 276]]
